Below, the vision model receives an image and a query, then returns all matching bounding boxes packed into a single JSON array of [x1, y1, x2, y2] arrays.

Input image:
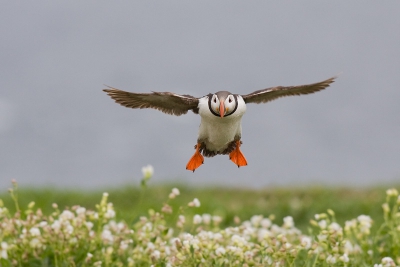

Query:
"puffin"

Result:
[[103, 76, 336, 172]]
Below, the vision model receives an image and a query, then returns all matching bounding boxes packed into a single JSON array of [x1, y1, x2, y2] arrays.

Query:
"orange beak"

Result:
[[219, 101, 225, 118]]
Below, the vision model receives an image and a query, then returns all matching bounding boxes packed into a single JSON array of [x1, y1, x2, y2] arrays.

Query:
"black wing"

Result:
[[103, 86, 199, 116], [242, 76, 336, 104]]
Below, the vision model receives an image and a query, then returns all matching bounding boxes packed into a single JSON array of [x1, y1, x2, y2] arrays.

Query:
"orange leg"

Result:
[[229, 140, 248, 168], [186, 143, 204, 172]]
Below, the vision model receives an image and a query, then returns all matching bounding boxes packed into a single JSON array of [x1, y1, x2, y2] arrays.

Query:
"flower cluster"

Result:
[[1, 181, 400, 266]]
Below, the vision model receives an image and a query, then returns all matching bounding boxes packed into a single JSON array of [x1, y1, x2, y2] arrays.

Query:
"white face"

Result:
[[223, 95, 236, 116], [210, 94, 236, 117]]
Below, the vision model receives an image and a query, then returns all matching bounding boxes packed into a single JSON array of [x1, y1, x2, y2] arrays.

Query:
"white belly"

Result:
[[197, 96, 246, 152]]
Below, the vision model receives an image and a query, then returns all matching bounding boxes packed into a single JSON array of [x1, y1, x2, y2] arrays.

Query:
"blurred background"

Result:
[[1, 1, 399, 189]]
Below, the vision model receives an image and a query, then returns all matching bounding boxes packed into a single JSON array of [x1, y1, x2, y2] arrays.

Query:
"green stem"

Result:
[[310, 253, 319, 267], [9, 188, 20, 213]]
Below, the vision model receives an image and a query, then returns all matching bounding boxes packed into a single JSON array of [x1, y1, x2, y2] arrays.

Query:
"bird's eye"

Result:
[[229, 97, 232, 103], [213, 97, 217, 103]]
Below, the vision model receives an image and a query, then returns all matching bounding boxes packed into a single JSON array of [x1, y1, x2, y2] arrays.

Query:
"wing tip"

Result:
[[103, 84, 121, 93]]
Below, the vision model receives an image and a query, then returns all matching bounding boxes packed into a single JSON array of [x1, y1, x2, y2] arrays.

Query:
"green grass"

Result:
[[0, 184, 388, 232], [1, 181, 400, 266]]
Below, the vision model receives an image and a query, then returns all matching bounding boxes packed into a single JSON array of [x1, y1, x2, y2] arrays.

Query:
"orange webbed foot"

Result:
[[186, 143, 204, 172], [229, 140, 248, 168]]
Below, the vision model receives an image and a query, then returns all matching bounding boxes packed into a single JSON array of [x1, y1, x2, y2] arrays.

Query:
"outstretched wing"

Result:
[[241, 76, 336, 104], [103, 86, 199, 116]]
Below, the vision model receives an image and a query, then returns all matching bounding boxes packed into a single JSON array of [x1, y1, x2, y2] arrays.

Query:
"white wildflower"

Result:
[[39, 221, 47, 227], [344, 219, 357, 231], [117, 222, 125, 230], [271, 224, 283, 234], [177, 215, 185, 228], [120, 240, 132, 251], [169, 188, 180, 199], [65, 224, 74, 235], [215, 246, 226, 256], [143, 222, 153, 231], [244, 250, 254, 259], [257, 228, 271, 241], [260, 218, 272, 228], [264, 256, 273, 265], [318, 220, 327, 229], [231, 234, 246, 247], [151, 250, 161, 260], [202, 214, 212, 225], [381, 257, 395, 266], [301, 236, 312, 249], [86, 253, 93, 261], [171, 237, 181, 247], [147, 242, 155, 251], [76, 207, 86, 215], [86, 221, 94, 230], [357, 215, 372, 225], [212, 215, 223, 225], [326, 254, 337, 264], [182, 239, 190, 249], [250, 215, 263, 227], [231, 246, 243, 257], [51, 220, 61, 232], [340, 253, 349, 263], [142, 164, 154, 180], [105, 208, 116, 219], [317, 234, 327, 242], [328, 222, 341, 231], [190, 238, 200, 250], [161, 204, 173, 214], [193, 214, 202, 225], [60, 210, 74, 221], [101, 229, 114, 244], [193, 198, 201, 207], [386, 188, 398, 197], [164, 246, 171, 255], [29, 227, 40, 236], [315, 213, 327, 220], [243, 226, 255, 237], [213, 233, 223, 241], [172, 187, 180, 195], [283, 216, 294, 228], [357, 215, 372, 234], [0, 242, 8, 259], [189, 198, 201, 207]]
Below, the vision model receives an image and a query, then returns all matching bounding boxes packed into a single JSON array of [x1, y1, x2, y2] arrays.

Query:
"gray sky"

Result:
[[1, 2, 400, 189]]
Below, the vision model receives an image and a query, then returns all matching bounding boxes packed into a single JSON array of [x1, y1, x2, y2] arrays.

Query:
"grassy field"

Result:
[[1, 181, 399, 266], [0, 184, 387, 232]]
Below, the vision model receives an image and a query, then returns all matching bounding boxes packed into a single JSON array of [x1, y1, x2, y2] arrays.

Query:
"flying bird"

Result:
[[103, 76, 336, 172]]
